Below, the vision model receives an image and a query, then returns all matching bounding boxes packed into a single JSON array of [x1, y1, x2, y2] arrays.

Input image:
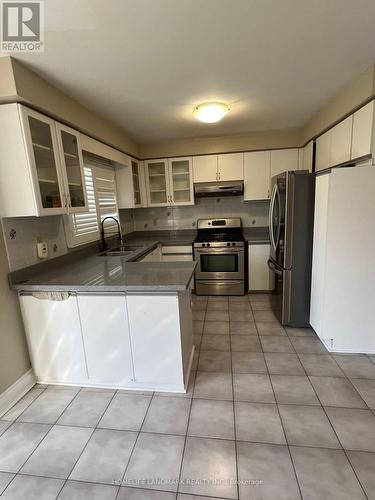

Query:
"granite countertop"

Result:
[[126, 230, 196, 246], [243, 227, 270, 244], [13, 254, 197, 292]]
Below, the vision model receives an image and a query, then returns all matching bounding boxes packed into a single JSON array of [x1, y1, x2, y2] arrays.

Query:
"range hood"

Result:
[[194, 181, 244, 197]]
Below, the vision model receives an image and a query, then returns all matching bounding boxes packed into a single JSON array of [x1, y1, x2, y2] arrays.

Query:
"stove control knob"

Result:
[[232, 242, 236, 246], [227, 242, 231, 247], [202, 243, 205, 247], [207, 242, 210, 247]]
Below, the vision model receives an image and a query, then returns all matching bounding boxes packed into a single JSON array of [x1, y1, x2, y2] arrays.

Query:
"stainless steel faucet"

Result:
[[100, 217, 123, 251]]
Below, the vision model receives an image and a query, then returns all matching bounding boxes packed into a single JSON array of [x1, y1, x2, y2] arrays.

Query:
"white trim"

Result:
[[0, 369, 36, 418]]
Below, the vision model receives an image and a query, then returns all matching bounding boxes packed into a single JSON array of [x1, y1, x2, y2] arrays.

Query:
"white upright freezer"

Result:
[[310, 165, 375, 353]]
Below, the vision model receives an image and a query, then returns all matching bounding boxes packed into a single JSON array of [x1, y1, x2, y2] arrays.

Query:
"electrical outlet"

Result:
[[37, 242, 48, 259]]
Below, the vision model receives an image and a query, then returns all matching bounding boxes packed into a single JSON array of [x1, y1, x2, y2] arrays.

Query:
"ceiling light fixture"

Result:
[[193, 102, 230, 123]]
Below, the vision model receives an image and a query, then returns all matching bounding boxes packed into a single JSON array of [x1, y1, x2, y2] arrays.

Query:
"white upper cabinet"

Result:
[[217, 153, 244, 181], [0, 104, 88, 217], [55, 123, 87, 212], [270, 149, 299, 178], [330, 115, 353, 166], [315, 130, 332, 172], [351, 100, 375, 160], [145, 159, 169, 206], [145, 157, 193, 207], [298, 141, 313, 172], [168, 157, 194, 205], [192, 155, 218, 182], [116, 157, 147, 209], [244, 151, 271, 200]]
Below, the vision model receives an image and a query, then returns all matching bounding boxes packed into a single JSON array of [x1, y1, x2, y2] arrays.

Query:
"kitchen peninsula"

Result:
[[12, 243, 196, 394]]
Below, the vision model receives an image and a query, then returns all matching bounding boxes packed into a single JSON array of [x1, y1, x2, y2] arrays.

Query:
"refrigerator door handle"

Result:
[[269, 184, 277, 252], [267, 257, 283, 276]]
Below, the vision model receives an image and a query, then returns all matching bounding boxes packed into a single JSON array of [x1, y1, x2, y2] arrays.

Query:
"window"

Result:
[[64, 160, 119, 248]]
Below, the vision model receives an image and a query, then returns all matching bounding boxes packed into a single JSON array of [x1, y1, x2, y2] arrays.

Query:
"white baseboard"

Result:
[[0, 369, 36, 418]]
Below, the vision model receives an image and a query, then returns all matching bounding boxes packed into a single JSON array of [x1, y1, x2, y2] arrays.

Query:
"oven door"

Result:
[[194, 247, 244, 280]]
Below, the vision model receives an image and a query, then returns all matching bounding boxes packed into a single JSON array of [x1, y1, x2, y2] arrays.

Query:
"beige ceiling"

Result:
[[11, 0, 375, 143]]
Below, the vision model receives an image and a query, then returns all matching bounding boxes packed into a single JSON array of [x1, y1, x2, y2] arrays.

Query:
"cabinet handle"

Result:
[[63, 194, 67, 208]]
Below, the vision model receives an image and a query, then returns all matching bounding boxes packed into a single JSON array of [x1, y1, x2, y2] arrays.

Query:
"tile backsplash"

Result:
[[1, 216, 68, 271], [124, 196, 269, 232]]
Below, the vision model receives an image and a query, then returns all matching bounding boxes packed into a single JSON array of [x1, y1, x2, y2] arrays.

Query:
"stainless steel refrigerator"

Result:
[[267, 170, 315, 326]]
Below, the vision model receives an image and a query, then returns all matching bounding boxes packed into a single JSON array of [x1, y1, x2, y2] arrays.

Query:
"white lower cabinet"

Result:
[[161, 245, 193, 262], [19, 290, 194, 391], [248, 243, 274, 291], [77, 294, 134, 385], [126, 294, 186, 390], [19, 294, 88, 384]]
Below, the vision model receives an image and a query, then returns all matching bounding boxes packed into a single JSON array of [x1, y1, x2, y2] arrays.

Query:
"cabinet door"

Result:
[[310, 174, 329, 336], [168, 157, 194, 205], [145, 159, 169, 206], [20, 107, 66, 215], [132, 160, 142, 207], [315, 131, 332, 172], [217, 153, 244, 181], [244, 151, 271, 200], [192, 155, 218, 182], [351, 101, 374, 160], [19, 294, 88, 383], [330, 115, 353, 166], [56, 123, 87, 213], [77, 295, 134, 385], [127, 294, 183, 388], [248, 243, 274, 291], [270, 149, 299, 178], [302, 141, 314, 172]]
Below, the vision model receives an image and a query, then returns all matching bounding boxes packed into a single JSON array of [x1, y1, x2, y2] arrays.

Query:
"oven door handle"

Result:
[[194, 248, 244, 254]]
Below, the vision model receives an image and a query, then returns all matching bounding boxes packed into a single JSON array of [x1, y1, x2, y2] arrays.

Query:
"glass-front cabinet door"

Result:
[[168, 157, 194, 206], [22, 109, 65, 215], [145, 160, 169, 206], [56, 124, 87, 213], [131, 160, 142, 207]]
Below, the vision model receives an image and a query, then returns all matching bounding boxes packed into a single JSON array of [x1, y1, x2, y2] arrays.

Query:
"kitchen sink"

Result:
[[100, 244, 143, 257]]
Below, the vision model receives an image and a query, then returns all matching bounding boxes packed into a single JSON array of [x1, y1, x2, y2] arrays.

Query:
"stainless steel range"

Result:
[[193, 218, 246, 296]]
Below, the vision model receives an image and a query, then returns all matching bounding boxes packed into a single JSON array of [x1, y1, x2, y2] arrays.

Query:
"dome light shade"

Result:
[[193, 102, 230, 123]]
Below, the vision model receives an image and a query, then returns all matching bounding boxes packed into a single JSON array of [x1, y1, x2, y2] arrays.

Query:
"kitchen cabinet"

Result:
[[138, 245, 162, 262], [217, 153, 244, 181], [55, 123, 87, 211], [351, 100, 375, 160], [19, 289, 194, 391], [192, 155, 218, 183], [77, 294, 134, 385], [299, 141, 314, 172], [116, 158, 147, 209], [145, 158, 193, 207], [192, 153, 243, 183], [244, 151, 271, 200], [19, 293, 88, 384], [248, 243, 274, 291], [126, 294, 187, 388], [270, 149, 299, 178], [330, 115, 353, 166], [161, 245, 193, 262], [315, 130, 331, 172], [168, 157, 194, 205], [0, 103, 87, 217]]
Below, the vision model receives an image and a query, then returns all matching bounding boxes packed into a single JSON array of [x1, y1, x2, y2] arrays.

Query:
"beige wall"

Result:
[[140, 127, 303, 159], [0, 57, 17, 101], [303, 63, 375, 142], [0, 56, 139, 158], [0, 229, 30, 394]]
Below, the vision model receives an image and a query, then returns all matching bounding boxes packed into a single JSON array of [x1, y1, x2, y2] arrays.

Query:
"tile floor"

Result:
[[1, 293, 375, 499]]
